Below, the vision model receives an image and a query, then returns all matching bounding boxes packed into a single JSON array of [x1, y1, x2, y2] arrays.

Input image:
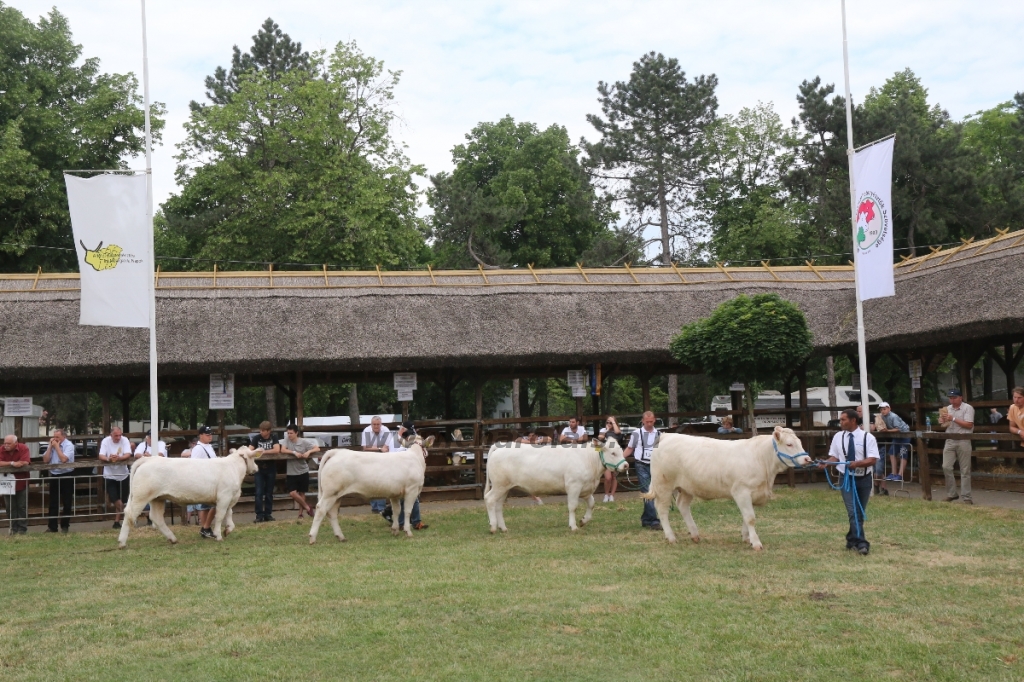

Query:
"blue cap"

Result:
[[948, 388, 962, 397]]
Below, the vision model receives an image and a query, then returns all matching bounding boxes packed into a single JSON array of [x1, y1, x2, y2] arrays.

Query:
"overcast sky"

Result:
[[13, 1, 1024, 209]]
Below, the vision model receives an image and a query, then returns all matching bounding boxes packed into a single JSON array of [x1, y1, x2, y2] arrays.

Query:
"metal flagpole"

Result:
[[141, 0, 159, 447], [841, 0, 872, 431]]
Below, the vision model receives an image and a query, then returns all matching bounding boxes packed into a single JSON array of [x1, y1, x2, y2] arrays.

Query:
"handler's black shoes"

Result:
[[200, 527, 214, 539], [944, 495, 959, 502], [857, 546, 869, 555], [650, 522, 663, 531]]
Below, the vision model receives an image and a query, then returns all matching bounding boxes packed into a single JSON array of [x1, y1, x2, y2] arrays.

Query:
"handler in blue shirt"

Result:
[[819, 408, 879, 555]]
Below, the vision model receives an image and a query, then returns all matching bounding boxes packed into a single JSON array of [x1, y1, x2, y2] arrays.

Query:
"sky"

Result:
[[11, 0, 1024, 209]]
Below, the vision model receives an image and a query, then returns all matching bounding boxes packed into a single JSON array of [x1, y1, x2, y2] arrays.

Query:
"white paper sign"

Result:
[[209, 373, 235, 410], [852, 137, 895, 301], [729, 383, 745, 392], [394, 373, 417, 391], [567, 370, 586, 388], [911, 378, 921, 389], [64, 173, 151, 327], [0, 476, 16, 495], [908, 360, 922, 378], [3, 397, 33, 417], [397, 388, 414, 402], [571, 386, 587, 398]]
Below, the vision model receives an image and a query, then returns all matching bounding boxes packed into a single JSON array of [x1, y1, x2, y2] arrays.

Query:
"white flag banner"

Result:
[[852, 137, 895, 301], [64, 173, 151, 327]]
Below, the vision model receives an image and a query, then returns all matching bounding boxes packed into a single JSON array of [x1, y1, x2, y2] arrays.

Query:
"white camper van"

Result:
[[710, 386, 881, 428]]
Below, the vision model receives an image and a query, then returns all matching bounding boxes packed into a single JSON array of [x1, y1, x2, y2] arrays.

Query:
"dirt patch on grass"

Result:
[[808, 591, 835, 601]]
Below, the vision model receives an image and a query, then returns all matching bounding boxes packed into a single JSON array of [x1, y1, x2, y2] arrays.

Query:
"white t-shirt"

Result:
[[134, 440, 168, 457], [190, 442, 217, 460], [561, 425, 586, 441], [99, 436, 133, 480], [828, 427, 880, 475], [628, 427, 659, 463], [362, 425, 391, 450]]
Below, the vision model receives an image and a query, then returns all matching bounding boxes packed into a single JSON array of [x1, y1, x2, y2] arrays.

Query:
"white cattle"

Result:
[[484, 438, 628, 532], [641, 426, 811, 550], [118, 446, 261, 548], [309, 435, 435, 543]]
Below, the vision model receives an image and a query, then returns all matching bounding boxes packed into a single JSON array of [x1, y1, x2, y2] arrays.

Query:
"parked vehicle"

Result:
[[710, 387, 877, 428]]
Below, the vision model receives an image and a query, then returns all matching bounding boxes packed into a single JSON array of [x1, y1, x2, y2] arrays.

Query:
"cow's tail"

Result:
[[126, 457, 153, 528], [640, 489, 656, 501], [483, 467, 493, 498]]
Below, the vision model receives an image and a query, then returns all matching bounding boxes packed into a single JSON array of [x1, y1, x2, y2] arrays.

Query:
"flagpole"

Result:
[[841, 0, 872, 431], [140, 0, 159, 447]]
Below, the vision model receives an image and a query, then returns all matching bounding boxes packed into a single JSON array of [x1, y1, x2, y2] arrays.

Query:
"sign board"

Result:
[[571, 385, 587, 398], [567, 370, 586, 388], [911, 377, 921, 389], [0, 475, 16, 496], [397, 388, 414, 402], [3, 397, 33, 417], [394, 373, 417, 391], [908, 360, 922, 378], [729, 383, 745, 392], [209, 373, 235, 410]]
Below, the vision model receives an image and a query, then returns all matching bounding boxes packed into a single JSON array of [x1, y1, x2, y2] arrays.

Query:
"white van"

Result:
[[710, 386, 881, 428]]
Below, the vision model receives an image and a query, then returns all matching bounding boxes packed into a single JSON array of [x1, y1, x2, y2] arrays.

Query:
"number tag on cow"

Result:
[[0, 475, 16, 495]]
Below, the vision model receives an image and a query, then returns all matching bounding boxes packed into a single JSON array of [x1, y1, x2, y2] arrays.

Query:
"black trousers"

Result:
[[48, 472, 76, 531]]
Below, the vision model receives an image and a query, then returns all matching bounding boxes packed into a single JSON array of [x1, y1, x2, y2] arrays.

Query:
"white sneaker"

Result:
[[602, 495, 609, 502], [608, 495, 614, 502]]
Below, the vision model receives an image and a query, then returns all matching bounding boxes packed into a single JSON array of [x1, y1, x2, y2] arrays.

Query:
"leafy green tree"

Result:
[[962, 97, 1024, 231], [160, 31, 426, 270], [670, 294, 812, 433], [585, 52, 718, 264], [428, 116, 620, 268], [0, 4, 164, 272]]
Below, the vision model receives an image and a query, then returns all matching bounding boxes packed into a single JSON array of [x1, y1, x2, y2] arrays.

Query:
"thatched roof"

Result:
[[1, 231, 1022, 384]]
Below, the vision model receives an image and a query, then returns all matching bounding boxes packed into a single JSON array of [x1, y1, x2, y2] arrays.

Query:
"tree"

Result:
[[160, 32, 426, 269], [669, 294, 812, 433], [428, 116, 621, 268], [0, 4, 164, 272], [585, 52, 718, 264], [961, 97, 1024, 232]]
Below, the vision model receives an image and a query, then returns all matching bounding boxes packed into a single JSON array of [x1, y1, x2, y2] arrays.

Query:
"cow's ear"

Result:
[[423, 435, 435, 448], [228, 448, 237, 454], [773, 425, 784, 441]]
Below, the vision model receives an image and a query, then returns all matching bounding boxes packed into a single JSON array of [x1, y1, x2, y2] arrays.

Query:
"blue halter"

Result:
[[773, 439, 812, 469]]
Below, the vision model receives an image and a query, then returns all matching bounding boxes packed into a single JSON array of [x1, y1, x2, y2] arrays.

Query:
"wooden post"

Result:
[[473, 383, 484, 499], [784, 374, 795, 487], [101, 392, 111, 434], [218, 410, 226, 456], [295, 371, 304, 432], [1005, 342, 1016, 392], [402, 401, 410, 422], [641, 376, 651, 413], [958, 345, 971, 400], [121, 386, 131, 432], [913, 361, 931, 500], [13, 416, 22, 440], [575, 396, 583, 421]]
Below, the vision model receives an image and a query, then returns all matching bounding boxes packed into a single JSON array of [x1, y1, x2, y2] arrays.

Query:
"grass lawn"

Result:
[[2, 489, 1023, 681]]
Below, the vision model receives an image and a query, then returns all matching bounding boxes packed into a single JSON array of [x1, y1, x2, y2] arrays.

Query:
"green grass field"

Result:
[[2, 489, 1023, 681]]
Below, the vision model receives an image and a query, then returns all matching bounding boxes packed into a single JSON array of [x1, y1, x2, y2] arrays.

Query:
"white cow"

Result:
[[484, 438, 628, 532], [309, 435, 435, 543], [641, 426, 811, 550], [118, 446, 261, 548]]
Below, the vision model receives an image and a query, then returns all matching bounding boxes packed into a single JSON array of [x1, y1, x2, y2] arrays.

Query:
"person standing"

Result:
[[189, 426, 219, 538], [179, 436, 200, 526], [623, 411, 661, 530], [42, 428, 76, 533], [280, 424, 319, 519], [940, 388, 975, 505], [819, 408, 879, 555], [1, 435, 31, 535], [559, 417, 588, 444], [250, 421, 281, 522], [99, 427, 133, 529], [876, 402, 911, 482], [133, 430, 168, 458], [597, 417, 622, 502], [380, 422, 428, 531], [1008, 387, 1024, 447], [362, 416, 391, 516]]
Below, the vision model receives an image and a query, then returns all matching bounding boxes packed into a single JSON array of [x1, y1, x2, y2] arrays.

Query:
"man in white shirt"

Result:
[[559, 417, 588, 444], [362, 416, 390, 514], [42, 428, 76, 533], [188, 426, 219, 538], [99, 427, 133, 529], [134, 431, 168, 458], [623, 411, 660, 530], [939, 388, 975, 505], [819, 408, 879, 555]]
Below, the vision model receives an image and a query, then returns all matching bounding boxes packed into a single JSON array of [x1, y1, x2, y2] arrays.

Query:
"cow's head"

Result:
[[772, 426, 812, 468], [402, 434, 436, 457], [594, 436, 628, 472], [230, 445, 261, 475]]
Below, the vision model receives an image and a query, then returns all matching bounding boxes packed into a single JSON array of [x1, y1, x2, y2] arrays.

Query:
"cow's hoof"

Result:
[[391, 529, 399, 536], [309, 537, 317, 545], [752, 545, 764, 552], [500, 528, 508, 533], [691, 536, 700, 544], [118, 543, 126, 550], [667, 537, 678, 544], [490, 528, 497, 534], [169, 538, 177, 545]]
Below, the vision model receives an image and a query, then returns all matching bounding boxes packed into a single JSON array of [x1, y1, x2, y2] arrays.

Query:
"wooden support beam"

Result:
[[295, 370, 304, 432], [641, 375, 651, 413], [473, 383, 484, 499]]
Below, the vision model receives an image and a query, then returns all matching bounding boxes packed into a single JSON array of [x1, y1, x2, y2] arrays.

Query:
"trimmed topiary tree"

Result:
[[670, 293, 813, 433]]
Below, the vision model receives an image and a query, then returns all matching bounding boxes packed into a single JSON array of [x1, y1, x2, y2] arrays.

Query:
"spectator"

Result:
[[818, 408, 879, 555], [876, 402, 911, 483], [189, 426, 218, 538], [99, 427, 133, 529], [380, 422, 428, 530], [179, 436, 200, 526], [939, 388, 975, 505], [598, 417, 623, 502], [133, 430, 168, 458], [990, 407, 1004, 425], [717, 417, 742, 434], [1, 435, 31, 535], [623, 411, 661, 530], [280, 424, 319, 519], [362, 416, 391, 516], [559, 417, 588, 444], [42, 428, 76, 533], [250, 421, 281, 523], [1008, 387, 1024, 447]]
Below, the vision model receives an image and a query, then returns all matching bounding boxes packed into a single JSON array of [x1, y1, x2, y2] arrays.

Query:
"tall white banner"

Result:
[[852, 138, 895, 301], [64, 173, 151, 327]]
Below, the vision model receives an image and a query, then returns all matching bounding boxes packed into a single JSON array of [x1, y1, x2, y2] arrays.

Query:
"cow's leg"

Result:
[[326, 498, 345, 542], [223, 504, 235, 536], [147, 499, 178, 545], [566, 485, 583, 531], [580, 491, 596, 526], [651, 490, 677, 543], [732, 490, 762, 550], [389, 496, 402, 536], [211, 495, 233, 541], [402, 489, 418, 537], [118, 495, 146, 548], [308, 494, 329, 543], [676, 490, 700, 543], [484, 484, 499, 532]]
